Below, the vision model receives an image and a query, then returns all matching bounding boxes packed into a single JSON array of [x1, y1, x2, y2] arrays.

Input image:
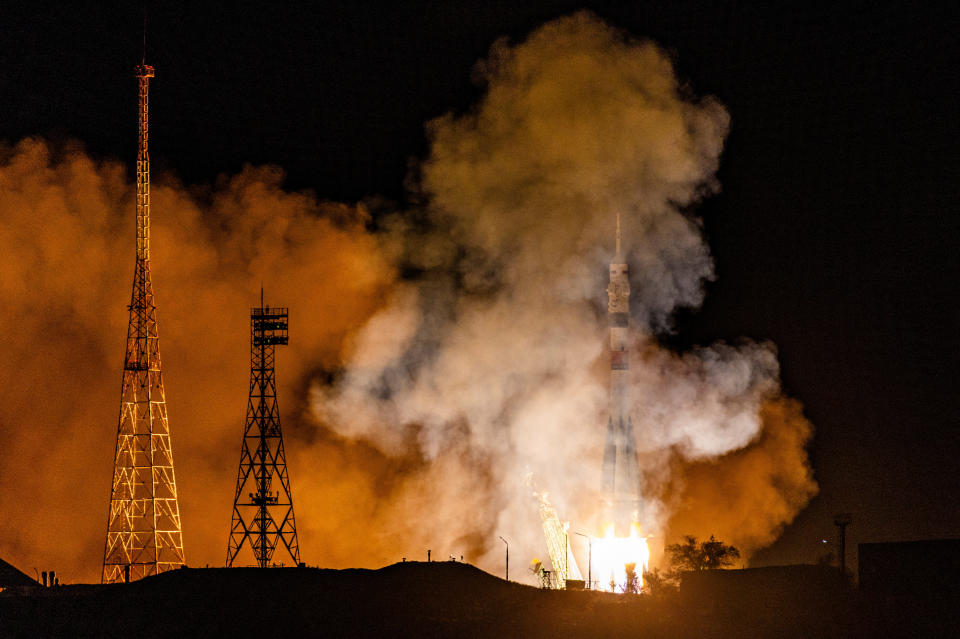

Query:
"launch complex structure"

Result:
[[101, 59, 301, 583], [96, 53, 634, 587], [102, 62, 185, 584], [226, 293, 301, 568]]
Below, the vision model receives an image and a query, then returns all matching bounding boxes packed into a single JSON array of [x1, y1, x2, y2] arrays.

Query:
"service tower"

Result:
[[601, 214, 641, 535], [226, 293, 301, 567]]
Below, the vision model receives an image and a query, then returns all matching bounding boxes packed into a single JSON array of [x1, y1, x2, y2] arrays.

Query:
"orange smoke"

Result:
[[0, 137, 395, 582], [651, 397, 819, 561], [0, 12, 819, 588]]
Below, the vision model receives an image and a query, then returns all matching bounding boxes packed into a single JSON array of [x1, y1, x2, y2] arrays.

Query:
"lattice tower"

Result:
[[226, 295, 301, 567], [102, 63, 185, 583], [536, 492, 582, 586]]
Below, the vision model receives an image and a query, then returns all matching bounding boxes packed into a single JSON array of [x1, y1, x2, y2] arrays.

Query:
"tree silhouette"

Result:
[[641, 567, 677, 598], [666, 535, 740, 572], [624, 562, 639, 594]]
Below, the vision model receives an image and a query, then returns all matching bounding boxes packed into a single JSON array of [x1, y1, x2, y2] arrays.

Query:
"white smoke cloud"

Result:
[[310, 11, 815, 579], [633, 340, 782, 458]]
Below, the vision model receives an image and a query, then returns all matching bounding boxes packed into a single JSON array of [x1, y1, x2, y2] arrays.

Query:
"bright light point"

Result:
[[591, 522, 650, 593]]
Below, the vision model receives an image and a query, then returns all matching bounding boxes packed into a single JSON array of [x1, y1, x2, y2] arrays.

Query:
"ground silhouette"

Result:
[[0, 561, 952, 638]]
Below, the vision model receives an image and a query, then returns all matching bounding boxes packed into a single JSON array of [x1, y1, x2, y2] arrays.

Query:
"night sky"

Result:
[[1, 0, 957, 572]]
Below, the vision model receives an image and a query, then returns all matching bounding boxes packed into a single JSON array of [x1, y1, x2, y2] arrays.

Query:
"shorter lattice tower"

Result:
[[226, 292, 301, 567]]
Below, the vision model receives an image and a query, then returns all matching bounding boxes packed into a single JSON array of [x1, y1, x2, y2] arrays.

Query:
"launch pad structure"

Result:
[[226, 293, 301, 567], [102, 62, 186, 584], [537, 493, 583, 587]]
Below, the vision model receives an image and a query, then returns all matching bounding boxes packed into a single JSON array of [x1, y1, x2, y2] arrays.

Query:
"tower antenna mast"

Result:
[[102, 60, 185, 583], [226, 293, 301, 567]]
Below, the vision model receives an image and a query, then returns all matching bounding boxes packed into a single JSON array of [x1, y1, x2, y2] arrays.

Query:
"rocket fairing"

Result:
[[601, 215, 641, 535]]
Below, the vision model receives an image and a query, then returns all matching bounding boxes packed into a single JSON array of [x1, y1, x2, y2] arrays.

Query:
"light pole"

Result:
[[499, 536, 509, 582], [574, 532, 592, 589], [834, 513, 852, 584]]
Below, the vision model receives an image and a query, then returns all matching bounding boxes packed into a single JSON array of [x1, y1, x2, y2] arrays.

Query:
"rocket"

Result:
[[601, 214, 641, 535]]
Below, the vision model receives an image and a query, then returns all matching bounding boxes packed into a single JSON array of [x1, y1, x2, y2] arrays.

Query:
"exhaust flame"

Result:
[[592, 522, 650, 593]]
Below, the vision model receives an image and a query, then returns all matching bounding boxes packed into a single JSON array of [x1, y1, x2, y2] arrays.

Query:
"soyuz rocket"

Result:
[[601, 214, 641, 535]]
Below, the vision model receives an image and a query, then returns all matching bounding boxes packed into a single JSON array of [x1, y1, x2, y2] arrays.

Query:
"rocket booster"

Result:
[[601, 215, 640, 535]]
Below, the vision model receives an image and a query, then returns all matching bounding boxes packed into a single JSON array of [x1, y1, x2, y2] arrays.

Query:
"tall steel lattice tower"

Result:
[[102, 63, 185, 583], [226, 294, 301, 567]]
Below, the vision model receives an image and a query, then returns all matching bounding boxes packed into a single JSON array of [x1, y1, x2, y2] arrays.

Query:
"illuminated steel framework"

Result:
[[226, 298, 301, 567], [102, 63, 185, 583], [537, 493, 583, 587]]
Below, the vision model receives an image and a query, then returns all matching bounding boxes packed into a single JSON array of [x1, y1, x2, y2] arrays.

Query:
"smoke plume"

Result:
[[313, 11, 816, 577], [0, 12, 816, 584], [0, 138, 394, 581]]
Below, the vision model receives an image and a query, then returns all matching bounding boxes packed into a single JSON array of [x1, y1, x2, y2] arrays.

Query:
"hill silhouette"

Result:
[[0, 561, 950, 638]]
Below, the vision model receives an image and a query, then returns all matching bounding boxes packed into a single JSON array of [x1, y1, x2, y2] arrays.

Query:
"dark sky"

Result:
[[2, 0, 957, 569]]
